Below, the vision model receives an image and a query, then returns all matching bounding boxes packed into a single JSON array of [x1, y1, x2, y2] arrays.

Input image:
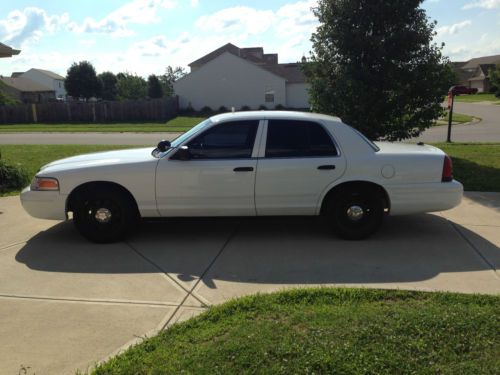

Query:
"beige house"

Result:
[[0, 76, 55, 103], [15, 68, 67, 100], [174, 43, 310, 111], [454, 54, 500, 93]]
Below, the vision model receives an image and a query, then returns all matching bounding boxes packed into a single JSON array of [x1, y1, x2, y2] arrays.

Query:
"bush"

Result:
[[258, 105, 268, 110], [240, 105, 251, 111], [200, 106, 213, 115], [0, 159, 30, 194], [218, 106, 228, 113], [275, 104, 286, 110]]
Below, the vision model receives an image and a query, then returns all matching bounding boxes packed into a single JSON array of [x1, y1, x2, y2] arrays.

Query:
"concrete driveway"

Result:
[[0, 193, 499, 374]]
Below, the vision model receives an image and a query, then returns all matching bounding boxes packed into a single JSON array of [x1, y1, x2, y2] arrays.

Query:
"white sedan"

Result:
[[21, 111, 463, 243]]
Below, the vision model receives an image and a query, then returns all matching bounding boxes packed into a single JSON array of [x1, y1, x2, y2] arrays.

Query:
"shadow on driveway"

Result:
[[14, 213, 498, 289]]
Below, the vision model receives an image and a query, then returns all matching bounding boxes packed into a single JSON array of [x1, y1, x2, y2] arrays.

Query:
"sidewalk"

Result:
[[0, 192, 498, 374]]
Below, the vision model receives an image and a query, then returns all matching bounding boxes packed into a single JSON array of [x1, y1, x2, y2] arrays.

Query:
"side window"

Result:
[[266, 120, 337, 158], [187, 120, 259, 159]]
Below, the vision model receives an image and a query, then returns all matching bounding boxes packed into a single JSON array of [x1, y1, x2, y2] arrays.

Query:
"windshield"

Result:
[[152, 118, 212, 158]]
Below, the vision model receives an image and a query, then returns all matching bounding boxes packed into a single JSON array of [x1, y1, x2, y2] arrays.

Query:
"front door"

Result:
[[156, 120, 261, 216]]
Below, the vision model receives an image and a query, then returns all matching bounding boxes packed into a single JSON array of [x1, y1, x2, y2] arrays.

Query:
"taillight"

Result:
[[442, 155, 453, 182]]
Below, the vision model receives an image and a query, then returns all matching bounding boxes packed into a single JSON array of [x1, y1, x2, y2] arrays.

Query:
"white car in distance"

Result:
[[21, 111, 463, 243]]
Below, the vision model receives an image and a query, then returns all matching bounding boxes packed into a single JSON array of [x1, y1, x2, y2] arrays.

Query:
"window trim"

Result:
[[261, 119, 341, 159]]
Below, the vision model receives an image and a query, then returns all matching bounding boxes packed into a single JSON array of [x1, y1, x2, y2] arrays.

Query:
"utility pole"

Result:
[[446, 90, 455, 143]]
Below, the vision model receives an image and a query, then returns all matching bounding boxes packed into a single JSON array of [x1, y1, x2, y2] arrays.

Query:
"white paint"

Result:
[[20, 69, 67, 100]]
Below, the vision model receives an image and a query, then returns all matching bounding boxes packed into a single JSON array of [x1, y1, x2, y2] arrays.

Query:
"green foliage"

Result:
[[305, 0, 451, 140], [98, 72, 118, 101], [489, 65, 500, 97], [240, 105, 251, 111], [91, 288, 500, 375], [0, 81, 18, 105], [116, 73, 147, 100], [200, 105, 212, 114], [147, 74, 163, 98], [0, 158, 29, 194], [218, 106, 228, 113], [258, 105, 268, 110], [65, 61, 101, 99], [159, 66, 186, 97]]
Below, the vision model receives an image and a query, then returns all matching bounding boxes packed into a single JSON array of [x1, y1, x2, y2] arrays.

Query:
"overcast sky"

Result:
[[1, 0, 499, 77]]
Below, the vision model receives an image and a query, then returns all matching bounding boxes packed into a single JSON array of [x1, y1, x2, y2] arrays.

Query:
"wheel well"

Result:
[[320, 181, 390, 215], [66, 181, 139, 215]]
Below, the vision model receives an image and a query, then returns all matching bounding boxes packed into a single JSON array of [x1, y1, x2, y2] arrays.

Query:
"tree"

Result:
[[65, 61, 101, 100], [0, 82, 17, 105], [98, 71, 118, 101], [147, 74, 163, 98], [116, 73, 147, 100], [304, 0, 452, 140], [159, 66, 186, 97], [489, 65, 500, 97]]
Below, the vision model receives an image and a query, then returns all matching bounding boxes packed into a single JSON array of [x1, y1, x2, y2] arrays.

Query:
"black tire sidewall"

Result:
[[73, 187, 136, 243]]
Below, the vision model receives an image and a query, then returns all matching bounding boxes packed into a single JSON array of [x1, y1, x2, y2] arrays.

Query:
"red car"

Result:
[[450, 85, 478, 95]]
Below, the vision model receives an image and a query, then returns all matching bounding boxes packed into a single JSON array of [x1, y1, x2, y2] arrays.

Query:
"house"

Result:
[[453, 55, 500, 93], [0, 42, 20, 58], [173, 43, 310, 111], [17, 68, 67, 100], [0, 76, 56, 103]]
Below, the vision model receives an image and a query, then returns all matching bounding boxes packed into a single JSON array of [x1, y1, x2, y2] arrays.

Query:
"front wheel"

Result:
[[324, 188, 384, 240], [72, 187, 137, 243]]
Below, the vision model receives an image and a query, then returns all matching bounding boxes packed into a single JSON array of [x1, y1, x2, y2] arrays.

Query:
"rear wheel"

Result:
[[72, 186, 137, 243], [324, 187, 384, 240]]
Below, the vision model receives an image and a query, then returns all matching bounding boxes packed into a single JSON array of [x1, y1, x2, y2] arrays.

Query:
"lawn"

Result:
[[0, 116, 205, 133], [436, 111, 476, 125], [90, 288, 500, 375], [433, 143, 500, 192], [453, 93, 500, 103]]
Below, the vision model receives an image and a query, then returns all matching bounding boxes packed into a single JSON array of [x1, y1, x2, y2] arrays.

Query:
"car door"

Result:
[[255, 119, 346, 215], [155, 120, 262, 216]]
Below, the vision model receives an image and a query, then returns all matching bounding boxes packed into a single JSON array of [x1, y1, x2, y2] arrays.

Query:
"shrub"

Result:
[[258, 105, 268, 110], [0, 159, 30, 193], [200, 106, 213, 115], [240, 105, 251, 111], [275, 104, 286, 110], [218, 106, 228, 113]]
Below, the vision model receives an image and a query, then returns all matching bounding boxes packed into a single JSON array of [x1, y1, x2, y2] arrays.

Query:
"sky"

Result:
[[1, 0, 499, 78]]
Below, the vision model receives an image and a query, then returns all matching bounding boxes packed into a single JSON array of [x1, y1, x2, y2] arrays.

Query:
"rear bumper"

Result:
[[387, 180, 463, 215], [20, 186, 67, 220]]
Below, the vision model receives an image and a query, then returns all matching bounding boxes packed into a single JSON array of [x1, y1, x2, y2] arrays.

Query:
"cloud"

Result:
[[276, 0, 318, 36], [195, 6, 275, 37], [462, 0, 500, 9], [436, 20, 472, 35], [0, 7, 69, 48], [67, 0, 177, 37], [191, 0, 199, 7]]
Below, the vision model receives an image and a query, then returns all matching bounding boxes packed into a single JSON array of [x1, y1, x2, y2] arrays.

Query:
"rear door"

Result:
[[255, 119, 346, 215]]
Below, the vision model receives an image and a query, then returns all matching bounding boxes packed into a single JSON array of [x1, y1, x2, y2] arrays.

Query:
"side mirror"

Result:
[[175, 146, 192, 161], [157, 140, 171, 152]]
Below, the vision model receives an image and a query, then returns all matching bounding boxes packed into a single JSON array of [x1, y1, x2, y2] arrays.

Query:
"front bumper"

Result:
[[20, 186, 68, 220]]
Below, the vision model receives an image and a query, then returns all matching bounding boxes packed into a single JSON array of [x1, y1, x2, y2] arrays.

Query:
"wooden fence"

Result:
[[0, 97, 178, 124]]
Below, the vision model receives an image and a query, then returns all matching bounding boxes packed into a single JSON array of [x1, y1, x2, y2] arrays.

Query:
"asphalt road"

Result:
[[414, 102, 500, 143], [0, 102, 498, 145]]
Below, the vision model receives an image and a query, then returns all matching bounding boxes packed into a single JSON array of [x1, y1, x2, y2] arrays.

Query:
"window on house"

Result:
[[265, 87, 275, 103], [265, 120, 338, 158]]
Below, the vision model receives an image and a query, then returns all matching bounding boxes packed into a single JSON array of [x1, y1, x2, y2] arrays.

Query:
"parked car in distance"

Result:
[[450, 85, 478, 95], [21, 111, 463, 243]]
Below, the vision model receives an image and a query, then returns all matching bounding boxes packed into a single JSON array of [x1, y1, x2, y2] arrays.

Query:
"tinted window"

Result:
[[187, 120, 259, 159], [266, 120, 337, 158]]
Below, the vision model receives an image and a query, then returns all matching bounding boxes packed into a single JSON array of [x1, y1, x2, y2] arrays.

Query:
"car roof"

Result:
[[210, 110, 342, 124]]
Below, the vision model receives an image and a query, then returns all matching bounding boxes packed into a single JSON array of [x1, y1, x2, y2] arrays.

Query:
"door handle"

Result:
[[317, 165, 336, 170], [233, 167, 254, 172]]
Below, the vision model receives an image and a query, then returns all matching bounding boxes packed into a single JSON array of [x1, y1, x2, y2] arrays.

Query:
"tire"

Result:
[[72, 186, 138, 243], [324, 187, 384, 240]]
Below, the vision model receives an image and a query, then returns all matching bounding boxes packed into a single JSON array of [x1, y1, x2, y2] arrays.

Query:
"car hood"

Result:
[[39, 147, 157, 173]]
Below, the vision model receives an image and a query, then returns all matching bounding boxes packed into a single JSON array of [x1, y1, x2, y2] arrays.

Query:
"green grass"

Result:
[[90, 288, 500, 375], [453, 93, 500, 103], [0, 116, 205, 133], [436, 112, 476, 125], [0, 145, 142, 196], [433, 143, 500, 192]]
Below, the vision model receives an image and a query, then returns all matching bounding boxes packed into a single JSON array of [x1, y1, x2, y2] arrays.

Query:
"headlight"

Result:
[[31, 177, 59, 191]]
